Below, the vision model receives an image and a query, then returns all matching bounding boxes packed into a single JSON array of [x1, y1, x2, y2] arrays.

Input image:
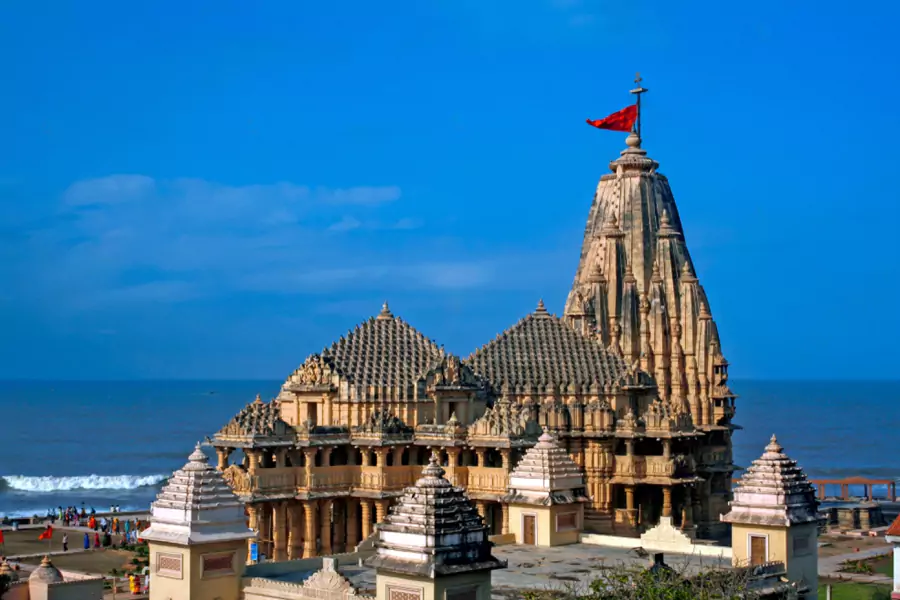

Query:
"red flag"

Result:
[[38, 525, 52, 541], [586, 104, 638, 132], [0, 529, 4, 544]]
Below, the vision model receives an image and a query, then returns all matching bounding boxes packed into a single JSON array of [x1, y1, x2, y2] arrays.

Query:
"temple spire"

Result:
[[630, 72, 648, 139]]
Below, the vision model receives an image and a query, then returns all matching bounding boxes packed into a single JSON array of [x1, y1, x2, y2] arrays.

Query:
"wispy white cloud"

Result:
[[20, 175, 494, 311]]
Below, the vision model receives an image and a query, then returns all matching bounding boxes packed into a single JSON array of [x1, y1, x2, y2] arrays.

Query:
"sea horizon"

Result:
[[2, 378, 898, 518]]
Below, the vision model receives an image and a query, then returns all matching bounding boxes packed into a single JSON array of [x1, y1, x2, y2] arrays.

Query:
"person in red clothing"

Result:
[[93, 532, 100, 549]]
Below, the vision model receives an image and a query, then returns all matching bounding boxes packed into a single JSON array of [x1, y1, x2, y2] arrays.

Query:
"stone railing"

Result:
[[253, 467, 299, 494], [444, 466, 469, 488], [308, 466, 356, 491], [355, 466, 422, 492], [614, 456, 676, 479], [466, 467, 508, 495], [646, 456, 676, 477]]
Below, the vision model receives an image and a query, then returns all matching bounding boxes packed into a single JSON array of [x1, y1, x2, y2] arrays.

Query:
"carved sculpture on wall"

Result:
[[295, 354, 330, 385], [467, 395, 541, 441], [221, 464, 251, 494], [353, 409, 413, 435]]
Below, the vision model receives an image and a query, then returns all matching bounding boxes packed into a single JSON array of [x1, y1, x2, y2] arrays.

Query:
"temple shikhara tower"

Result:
[[207, 81, 739, 558]]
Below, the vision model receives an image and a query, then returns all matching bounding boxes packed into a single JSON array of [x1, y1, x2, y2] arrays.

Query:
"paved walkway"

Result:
[[818, 545, 893, 583]]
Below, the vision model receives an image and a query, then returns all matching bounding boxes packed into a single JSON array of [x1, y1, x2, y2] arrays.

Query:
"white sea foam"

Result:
[[0, 474, 167, 493]]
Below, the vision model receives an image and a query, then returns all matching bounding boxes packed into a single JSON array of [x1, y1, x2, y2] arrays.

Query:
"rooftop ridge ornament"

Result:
[[630, 72, 648, 138], [376, 301, 393, 320]]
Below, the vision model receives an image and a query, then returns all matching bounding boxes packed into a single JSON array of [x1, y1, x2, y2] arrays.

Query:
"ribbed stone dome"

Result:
[[722, 434, 818, 527], [29, 556, 63, 584], [365, 455, 506, 578]]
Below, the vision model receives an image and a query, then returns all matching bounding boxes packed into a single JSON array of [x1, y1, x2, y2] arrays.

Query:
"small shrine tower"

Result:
[[722, 435, 819, 598], [142, 443, 255, 600], [365, 455, 506, 600], [502, 431, 589, 546]]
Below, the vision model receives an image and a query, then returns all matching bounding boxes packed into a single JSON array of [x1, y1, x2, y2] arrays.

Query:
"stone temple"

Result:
[[208, 126, 738, 561]]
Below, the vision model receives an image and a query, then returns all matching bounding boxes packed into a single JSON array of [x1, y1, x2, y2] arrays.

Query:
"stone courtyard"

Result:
[[256, 544, 733, 600]]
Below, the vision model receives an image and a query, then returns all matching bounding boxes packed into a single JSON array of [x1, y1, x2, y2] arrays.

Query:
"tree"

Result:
[[520, 560, 795, 600]]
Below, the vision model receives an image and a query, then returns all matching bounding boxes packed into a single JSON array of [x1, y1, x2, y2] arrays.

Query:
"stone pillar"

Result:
[[501, 503, 510, 535], [375, 448, 389, 468], [303, 448, 317, 491], [272, 501, 288, 561], [446, 447, 460, 480], [215, 447, 231, 471], [409, 446, 420, 465], [361, 449, 371, 467], [303, 500, 317, 558], [333, 499, 345, 553], [361, 500, 373, 539], [568, 439, 583, 469], [392, 445, 404, 466], [247, 449, 261, 475], [375, 499, 389, 524], [682, 488, 694, 528], [320, 499, 333, 555], [303, 448, 317, 469], [663, 440, 672, 459], [276, 448, 288, 467], [247, 504, 259, 562], [322, 393, 333, 425], [346, 498, 360, 549], [625, 486, 636, 527], [476, 448, 486, 467], [625, 440, 634, 457], [476, 501, 487, 520], [257, 503, 270, 558], [289, 502, 304, 559], [500, 448, 511, 471], [321, 446, 333, 467], [662, 486, 672, 519]]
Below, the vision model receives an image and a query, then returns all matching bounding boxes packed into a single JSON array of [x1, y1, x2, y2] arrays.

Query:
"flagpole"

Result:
[[630, 72, 648, 138]]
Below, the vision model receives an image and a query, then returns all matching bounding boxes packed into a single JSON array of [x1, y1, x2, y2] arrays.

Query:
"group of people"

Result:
[[51, 505, 91, 527], [128, 572, 149, 595]]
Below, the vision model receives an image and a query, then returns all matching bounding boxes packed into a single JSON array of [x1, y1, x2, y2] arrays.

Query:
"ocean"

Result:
[[0, 380, 896, 518]]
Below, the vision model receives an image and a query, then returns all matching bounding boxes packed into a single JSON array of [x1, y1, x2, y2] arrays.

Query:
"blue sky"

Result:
[[1, 0, 897, 380]]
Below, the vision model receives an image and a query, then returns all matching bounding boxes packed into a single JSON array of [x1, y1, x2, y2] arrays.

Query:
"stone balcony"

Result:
[[253, 467, 300, 495], [244, 463, 510, 500], [466, 466, 509, 498]]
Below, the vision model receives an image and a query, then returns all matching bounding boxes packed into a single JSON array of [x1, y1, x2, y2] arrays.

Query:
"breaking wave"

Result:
[[0, 474, 168, 493]]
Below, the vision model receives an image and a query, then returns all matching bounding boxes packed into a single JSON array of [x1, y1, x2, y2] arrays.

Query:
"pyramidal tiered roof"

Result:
[[282, 302, 470, 393], [721, 435, 818, 527], [141, 444, 255, 545], [364, 456, 506, 578], [215, 395, 294, 447], [465, 300, 635, 392], [503, 431, 590, 506]]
